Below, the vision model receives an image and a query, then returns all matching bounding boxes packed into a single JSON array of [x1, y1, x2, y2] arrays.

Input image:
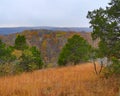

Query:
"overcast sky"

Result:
[[0, 0, 110, 27]]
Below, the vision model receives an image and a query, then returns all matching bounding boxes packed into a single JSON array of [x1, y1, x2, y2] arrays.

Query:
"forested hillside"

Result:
[[0, 30, 98, 65]]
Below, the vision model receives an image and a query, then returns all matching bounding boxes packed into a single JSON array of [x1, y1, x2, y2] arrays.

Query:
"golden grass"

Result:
[[0, 63, 119, 96]]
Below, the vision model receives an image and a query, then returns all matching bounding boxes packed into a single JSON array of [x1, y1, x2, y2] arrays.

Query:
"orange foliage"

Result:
[[41, 40, 47, 50], [29, 31, 38, 36], [0, 63, 119, 96], [43, 34, 50, 38]]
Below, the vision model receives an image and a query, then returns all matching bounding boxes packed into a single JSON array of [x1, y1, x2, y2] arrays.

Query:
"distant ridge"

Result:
[[0, 26, 92, 35]]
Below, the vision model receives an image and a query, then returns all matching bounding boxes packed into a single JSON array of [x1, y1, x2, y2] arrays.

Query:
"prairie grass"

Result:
[[0, 63, 119, 96]]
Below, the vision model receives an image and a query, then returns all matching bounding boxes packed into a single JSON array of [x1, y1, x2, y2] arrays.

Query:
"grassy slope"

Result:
[[0, 63, 119, 96]]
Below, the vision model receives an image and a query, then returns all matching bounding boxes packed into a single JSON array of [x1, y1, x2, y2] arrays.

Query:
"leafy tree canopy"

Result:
[[87, 0, 120, 59], [58, 35, 91, 66]]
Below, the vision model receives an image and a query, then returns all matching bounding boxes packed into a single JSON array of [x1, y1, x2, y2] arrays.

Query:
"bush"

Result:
[[103, 58, 120, 78], [0, 63, 16, 76], [19, 46, 43, 72], [109, 58, 120, 75]]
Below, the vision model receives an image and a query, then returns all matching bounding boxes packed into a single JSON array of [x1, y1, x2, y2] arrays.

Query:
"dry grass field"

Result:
[[0, 63, 119, 96]]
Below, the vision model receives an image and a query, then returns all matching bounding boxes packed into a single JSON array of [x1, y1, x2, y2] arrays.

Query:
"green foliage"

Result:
[[0, 40, 17, 76], [91, 41, 110, 60], [0, 39, 16, 64], [87, 0, 120, 75], [110, 58, 120, 74], [0, 35, 44, 76], [19, 46, 43, 72], [58, 35, 91, 66], [15, 35, 28, 50], [87, 0, 120, 59], [103, 58, 120, 78], [30, 46, 43, 68]]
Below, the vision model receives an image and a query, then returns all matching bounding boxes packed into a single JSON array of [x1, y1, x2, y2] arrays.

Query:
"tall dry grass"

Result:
[[0, 63, 119, 96]]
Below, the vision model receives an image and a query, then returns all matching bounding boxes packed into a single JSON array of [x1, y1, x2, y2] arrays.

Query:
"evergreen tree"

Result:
[[58, 35, 91, 66], [15, 35, 28, 50]]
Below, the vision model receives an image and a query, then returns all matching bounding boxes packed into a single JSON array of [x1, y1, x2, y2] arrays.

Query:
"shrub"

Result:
[[19, 46, 43, 72]]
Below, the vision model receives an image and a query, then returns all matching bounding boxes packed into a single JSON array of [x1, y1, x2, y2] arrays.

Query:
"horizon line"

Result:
[[0, 26, 90, 28]]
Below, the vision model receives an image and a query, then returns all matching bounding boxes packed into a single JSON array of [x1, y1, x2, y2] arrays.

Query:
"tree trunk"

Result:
[[99, 60, 103, 74], [93, 59, 98, 75]]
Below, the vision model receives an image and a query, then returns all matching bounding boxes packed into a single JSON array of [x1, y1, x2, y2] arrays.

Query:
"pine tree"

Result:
[[58, 35, 91, 66], [15, 35, 28, 50]]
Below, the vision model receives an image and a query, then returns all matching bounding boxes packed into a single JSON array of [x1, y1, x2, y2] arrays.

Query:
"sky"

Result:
[[0, 0, 110, 27]]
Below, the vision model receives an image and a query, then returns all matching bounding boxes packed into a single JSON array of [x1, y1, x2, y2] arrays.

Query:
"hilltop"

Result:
[[0, 27, 92, 35], [0, 63, 119, 96]]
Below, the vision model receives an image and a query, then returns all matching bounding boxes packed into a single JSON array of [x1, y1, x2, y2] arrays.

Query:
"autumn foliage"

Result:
[[0, 30, 94, 65]]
